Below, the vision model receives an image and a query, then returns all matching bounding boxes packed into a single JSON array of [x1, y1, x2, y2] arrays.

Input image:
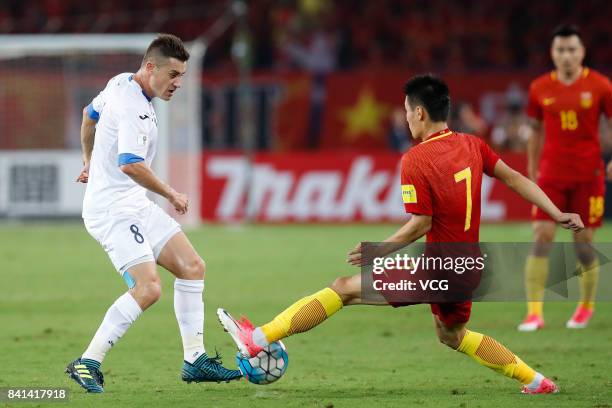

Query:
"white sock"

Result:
[[526, 372, 545, 390], [253, 327, 270, 348], [82, 292, 142, 363], [174, 278, 205, 363]]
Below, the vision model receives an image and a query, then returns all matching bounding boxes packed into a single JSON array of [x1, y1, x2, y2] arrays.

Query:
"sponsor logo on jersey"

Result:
[[580, 92, 592, 109], [401, 184, 417, 204], [139, 114, 149, 120], [542, 97, 555, 106]]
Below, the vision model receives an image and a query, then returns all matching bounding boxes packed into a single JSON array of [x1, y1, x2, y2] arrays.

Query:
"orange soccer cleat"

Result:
[[566, 305, 593, 329], [521, 377, 559, 394], [517, 314, 545, 332], [217, 308, 264, 358]]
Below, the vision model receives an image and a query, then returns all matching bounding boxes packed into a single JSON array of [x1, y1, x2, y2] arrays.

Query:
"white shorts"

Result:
[[84, 202, 181, 280]]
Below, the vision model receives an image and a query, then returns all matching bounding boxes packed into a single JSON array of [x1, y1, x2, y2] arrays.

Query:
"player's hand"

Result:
[[347, 242, 363, 266], [556, 212, 584, 232], [169, 190, 188, 215], [76, 161, 90, 183], [606, 160, 612, 181], [347, 242, 379, 267]]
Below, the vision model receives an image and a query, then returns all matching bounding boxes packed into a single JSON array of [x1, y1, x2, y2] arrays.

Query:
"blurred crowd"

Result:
[[1, 0, 610, 72], [390, 92, 534, 154], [1, 0, 610, 153]]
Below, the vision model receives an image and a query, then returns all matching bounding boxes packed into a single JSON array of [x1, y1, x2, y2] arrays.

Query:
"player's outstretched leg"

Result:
[[435, 317, 558, 394], [65, 262, 156, 393], [519, 221, 554, 332], [218, 274, 363, 357], [567, 231, 598, 329], [156, 231, 242, 383]]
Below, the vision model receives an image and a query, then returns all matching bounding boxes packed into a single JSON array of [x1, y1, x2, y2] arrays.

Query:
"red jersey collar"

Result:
[[550, 67, 589, 83], [422, 128, 453, 144]]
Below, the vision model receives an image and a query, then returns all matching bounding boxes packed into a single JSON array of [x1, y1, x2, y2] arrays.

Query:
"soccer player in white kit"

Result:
[[65, 34, 241, 393]]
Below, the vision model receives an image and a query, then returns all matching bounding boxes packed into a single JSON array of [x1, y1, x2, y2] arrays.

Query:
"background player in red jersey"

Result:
[[218, 75, 582, 394], [519, 25, 612, 332]]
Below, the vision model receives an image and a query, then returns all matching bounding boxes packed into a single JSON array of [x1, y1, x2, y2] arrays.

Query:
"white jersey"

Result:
[[82, 73, 158, 218]]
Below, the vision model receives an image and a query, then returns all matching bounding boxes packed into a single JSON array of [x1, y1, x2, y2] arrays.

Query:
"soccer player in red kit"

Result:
[[218, 75, 582, 394], [518, 25, 612, 332]]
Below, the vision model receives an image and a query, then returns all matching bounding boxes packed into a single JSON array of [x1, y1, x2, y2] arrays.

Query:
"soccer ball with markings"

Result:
[[236, 341, 288, 385]]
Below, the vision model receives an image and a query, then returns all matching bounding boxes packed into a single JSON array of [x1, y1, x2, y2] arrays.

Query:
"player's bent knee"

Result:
[[532, 227, 555, 257], [439, 336, 461, 350], [573, 229, 595, 264], [182, 257, 205, 280], [329, 277, 345, 294], [137, 279, 162, 304], [574, 244, 595, 265], [146, 281, 163, 303], [330, 276, 357, 304], [437, 330, 462, 349]]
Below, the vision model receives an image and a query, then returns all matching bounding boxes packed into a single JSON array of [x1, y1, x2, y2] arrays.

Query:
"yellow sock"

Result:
[[525, 255, 549, 317], [578, 258, 599, 311], [457, 330, 536, 384], [260, 287, 343, 343]]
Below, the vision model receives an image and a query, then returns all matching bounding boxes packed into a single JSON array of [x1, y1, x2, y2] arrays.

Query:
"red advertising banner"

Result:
[[201, 151, 531, 222]]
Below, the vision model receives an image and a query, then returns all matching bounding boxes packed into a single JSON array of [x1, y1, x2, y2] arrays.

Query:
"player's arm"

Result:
[[526, 118, 543, 181], [347, 214, 432, 266], [347, 153, 434, 266], [493, 159, 583, 231], [117, 105, 188, 214], [76, 106, 98, 183], [382, 214, 432, 244], [120, 162, 188, 215]]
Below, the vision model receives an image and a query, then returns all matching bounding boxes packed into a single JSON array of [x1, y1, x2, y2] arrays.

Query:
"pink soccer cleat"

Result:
[[566, 305, 593, 329], [517, 314, 545, 332], [521, 377, 559, 394], [217, 308, 264, 358]]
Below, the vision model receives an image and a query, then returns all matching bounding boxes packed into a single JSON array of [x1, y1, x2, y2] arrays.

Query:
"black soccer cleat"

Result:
[[65, 358, 104, 393], [181, 352, 242, 383]]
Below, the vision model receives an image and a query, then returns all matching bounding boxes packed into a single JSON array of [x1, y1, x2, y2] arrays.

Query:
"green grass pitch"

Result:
[[1, 222, 611, 408]]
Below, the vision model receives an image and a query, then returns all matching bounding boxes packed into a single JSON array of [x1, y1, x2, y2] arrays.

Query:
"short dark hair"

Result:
[[551, 24, 581, 41], [403, 74, 450, 122], [143, 33, 190, 65]]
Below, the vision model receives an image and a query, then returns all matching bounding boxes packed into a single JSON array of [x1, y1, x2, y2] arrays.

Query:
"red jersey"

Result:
[[401, 129, 500, 243], [526, 68, 612, 181]]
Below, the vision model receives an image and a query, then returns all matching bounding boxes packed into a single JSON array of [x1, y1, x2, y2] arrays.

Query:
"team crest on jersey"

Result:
[[401, 184, 417, 204], [580, 92, 592, 109], [137, 133, 148, 146]]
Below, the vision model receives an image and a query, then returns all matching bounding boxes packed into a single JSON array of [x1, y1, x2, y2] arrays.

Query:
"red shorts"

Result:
[[390, 301, 472, 326], [430, 301, 472, 326], [532, 174, 605, 228]]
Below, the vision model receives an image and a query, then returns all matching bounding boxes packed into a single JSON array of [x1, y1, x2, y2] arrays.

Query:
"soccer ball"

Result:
[[236, 341, 288, 385]]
